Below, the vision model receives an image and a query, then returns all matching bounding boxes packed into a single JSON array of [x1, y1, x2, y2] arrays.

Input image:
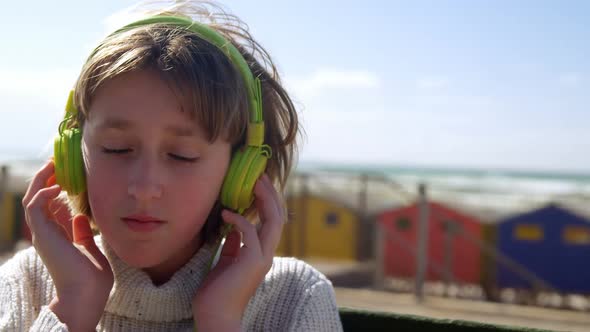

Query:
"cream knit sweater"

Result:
[[0, 236, 343, 331]]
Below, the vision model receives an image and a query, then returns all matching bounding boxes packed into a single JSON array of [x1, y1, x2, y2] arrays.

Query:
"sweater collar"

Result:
[[96, 236, 217, 322]]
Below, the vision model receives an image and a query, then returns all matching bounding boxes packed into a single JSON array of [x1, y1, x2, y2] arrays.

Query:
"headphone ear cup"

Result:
[[70, 129, 86, 194], [237, 150, 267, 209], [54, 128, 86, 195], [54, 135, 66, 190], [221, 149, 245, 208], [220, 146, 269, 213]]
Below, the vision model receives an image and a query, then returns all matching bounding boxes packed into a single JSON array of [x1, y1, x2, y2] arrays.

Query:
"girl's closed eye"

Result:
[[168, 153, 199, 163], [101, 147, 200, 163], [101, 147, 131, 154]]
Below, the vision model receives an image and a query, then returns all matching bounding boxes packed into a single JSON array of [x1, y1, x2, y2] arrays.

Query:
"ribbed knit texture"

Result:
[[0, 236, 343, 331]]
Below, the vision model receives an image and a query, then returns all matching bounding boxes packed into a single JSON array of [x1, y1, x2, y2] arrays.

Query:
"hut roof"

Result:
[[547, 200, 590, 222], [495, 200, 590, 224], [378, 199, 517, 224]]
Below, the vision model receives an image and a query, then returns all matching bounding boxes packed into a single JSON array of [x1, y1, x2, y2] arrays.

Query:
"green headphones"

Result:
[[54, 16, 271, 214]]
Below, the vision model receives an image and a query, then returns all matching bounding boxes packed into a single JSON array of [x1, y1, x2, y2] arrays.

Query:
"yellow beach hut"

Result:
[[277, 194, 360, 261]]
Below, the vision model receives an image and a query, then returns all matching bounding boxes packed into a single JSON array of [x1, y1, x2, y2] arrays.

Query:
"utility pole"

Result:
[[373, 219, 385, 290], [415, 183, 430, 303], [358, 173, 369, 260], [298, 173, 309, 258], [0, 165, 7, 205], [443, 222, 454, 295]]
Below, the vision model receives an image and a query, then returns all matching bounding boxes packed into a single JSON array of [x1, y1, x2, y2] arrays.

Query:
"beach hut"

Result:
[[0, 191, 16, 251], [14, 192, 31, 243], [0, 166, 32, 247], [0, 191, 31, 251], [277, 172, 399, 261], [496, 202, 590, 294], [377, 201, 486, 285], [277, 194, 362, 261]]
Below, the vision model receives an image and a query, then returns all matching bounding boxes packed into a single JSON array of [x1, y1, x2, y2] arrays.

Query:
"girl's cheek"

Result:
[[86, 158, 126, 219], [88, 190, 107, 224]]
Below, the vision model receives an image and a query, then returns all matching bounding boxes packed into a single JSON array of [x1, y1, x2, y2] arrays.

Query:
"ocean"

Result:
[[2, 155, 588, 218], [294, 162, 590, 218]]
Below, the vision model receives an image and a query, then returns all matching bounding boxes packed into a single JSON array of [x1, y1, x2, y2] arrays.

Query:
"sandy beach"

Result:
[[334, 287, 590, 332]]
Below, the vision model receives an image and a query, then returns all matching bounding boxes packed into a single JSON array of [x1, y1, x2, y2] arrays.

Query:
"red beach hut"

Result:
[[377, 201, 485, 284]]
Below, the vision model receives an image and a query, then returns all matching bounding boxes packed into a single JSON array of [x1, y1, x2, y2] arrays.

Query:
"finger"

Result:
[[23, 160, 55, 208], [253, 175, 281, 225], [46, 174, 56, 187], [254, 176, 284, 258], [25, 184, 62, 233], [222, 210, 261, 255], [73, 215, 110, 269], [26, 183, 73, 244], [48, 199, 74, 241], [240, 174, 280, 224], [220, 229, 241, 258], [258, 174, 283, 220], [25, 185, 77, 270], [214, 228, 242, 269], [45, 200, 73, 242]]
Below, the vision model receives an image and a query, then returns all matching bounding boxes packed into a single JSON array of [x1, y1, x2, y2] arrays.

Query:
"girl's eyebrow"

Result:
[[164, 124, 197, 138], [96, 118, 130, 131], [96, 117, 198, 137]]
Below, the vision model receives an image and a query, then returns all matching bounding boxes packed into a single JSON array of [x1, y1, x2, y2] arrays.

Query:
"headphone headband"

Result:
[[92, 15, 265, 146]]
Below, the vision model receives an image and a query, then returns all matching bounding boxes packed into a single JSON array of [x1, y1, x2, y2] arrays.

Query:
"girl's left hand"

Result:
[[192, 174, 285, 331]]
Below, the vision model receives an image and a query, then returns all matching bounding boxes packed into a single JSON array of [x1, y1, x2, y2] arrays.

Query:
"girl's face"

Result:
[[82, 70, 231, 281]]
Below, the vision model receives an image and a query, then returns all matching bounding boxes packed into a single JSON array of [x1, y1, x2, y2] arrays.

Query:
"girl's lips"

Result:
[[122, 218, 165, 232], [123, 214, 164, 223]]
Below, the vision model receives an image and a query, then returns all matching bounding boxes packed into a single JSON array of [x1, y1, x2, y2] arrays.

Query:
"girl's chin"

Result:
[[115, 249, 178, 285], [122, 254, 161, 269], [108, 242, 166, 269]]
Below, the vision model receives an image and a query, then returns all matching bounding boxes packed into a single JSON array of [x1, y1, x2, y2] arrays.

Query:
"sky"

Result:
[[0, 0, 588, 173]]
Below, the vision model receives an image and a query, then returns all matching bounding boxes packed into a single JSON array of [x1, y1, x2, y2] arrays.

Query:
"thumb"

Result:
[[73, 214, 94, 246], [72, 215, 109, 268]]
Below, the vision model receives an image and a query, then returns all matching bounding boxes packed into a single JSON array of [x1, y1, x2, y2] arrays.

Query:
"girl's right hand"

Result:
[[22, 159, 113, 331]]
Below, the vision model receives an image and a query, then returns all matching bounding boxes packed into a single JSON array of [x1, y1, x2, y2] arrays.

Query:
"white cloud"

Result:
[[286, 69, 380, 100], [0, 68, 78, 112], [102, 3, 147, 35], [75, 3, 149, 55], [411, 94, 496, 109]]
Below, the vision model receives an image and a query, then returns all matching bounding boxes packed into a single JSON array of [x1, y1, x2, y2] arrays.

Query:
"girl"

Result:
[[0, 1, 342, 331]]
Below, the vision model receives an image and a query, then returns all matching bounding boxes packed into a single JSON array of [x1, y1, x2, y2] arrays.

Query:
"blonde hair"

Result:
[[64, 1, 299, 242]]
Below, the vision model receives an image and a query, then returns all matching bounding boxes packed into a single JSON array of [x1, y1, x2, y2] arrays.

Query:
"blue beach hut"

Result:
[[496, 202, 590, 294]]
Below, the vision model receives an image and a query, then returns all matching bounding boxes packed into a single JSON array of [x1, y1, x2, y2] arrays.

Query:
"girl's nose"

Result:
[[128, 182, 163, 201], [127, 159, 163, 201]]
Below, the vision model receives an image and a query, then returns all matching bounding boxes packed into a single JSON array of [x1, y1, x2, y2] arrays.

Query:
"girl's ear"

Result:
[[202, 200, 224, 243]]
